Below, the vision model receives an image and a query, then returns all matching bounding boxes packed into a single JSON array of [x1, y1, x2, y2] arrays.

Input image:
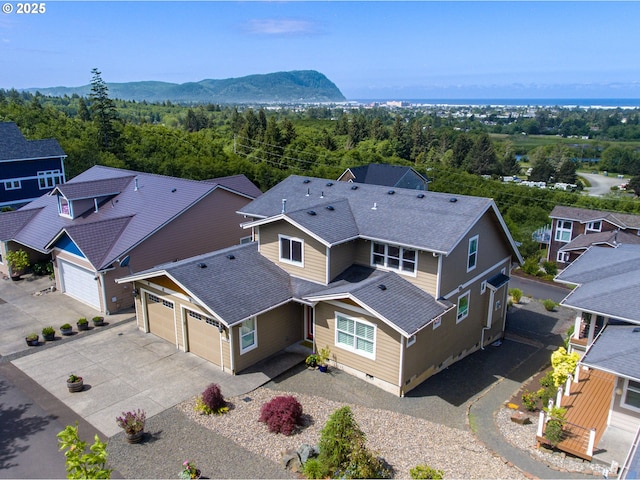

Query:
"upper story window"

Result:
[[371, 242, 417, 275], [557, 251, 570, 263], [467, 235, 478, 272], [38, 170, 64, 190], [58, 197, 71, 217], [586, 221, 602, 232], [279, 235, 303, 265], [555, 220, 573, 242], [4, 180, 21, 190], [457, 291, 470, 323]]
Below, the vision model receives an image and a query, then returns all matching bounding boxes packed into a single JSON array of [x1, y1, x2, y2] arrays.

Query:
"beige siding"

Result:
[[329, 240, 357, 281], [53, 250, 104, 312], [258, 222, 327, 284], [610, 378, 640, 433], [314, 301, 401, 386], [232, 302, 303, 372]]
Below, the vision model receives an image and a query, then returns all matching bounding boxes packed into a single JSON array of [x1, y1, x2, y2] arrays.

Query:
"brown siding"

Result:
[[258, 222, 327, 284], [232, 302, 303, 372], [314, 302, 400, 386], [329, 240, 357, 281]]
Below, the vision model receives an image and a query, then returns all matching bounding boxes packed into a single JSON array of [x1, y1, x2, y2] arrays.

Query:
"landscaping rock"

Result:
[[510, 411, 531, 425], [297, 443, 317, 464], [280, 448, 302, 472]]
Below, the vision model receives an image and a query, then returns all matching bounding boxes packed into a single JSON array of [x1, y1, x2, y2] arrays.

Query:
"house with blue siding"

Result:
[[0, 122, 67, 208]]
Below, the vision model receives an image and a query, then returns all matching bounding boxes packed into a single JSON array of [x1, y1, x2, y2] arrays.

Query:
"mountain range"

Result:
[[28, 70, 346, 104]]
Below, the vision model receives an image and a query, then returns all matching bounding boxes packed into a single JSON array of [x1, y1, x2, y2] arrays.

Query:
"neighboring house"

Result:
[[337, 163, 429, 190], [0, 166, 261, 313], [0, 122, 67, 208], [118, 175, 521, 396], [547, 205, 640, 267], [550, 244, 640, 465]]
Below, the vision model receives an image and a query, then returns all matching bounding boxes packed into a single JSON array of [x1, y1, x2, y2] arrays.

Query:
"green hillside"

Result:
[[27, 70, 346, 104]]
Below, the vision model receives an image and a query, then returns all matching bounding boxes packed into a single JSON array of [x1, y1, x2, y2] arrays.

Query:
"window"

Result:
[[457, 291, 470, 323], [433, 318, 441, 330], [59, 198, 70, 216], [467, 235, 478, 272], [4, 180, 21, 190], [406, 335, 416, 347], [555, 220, 573, 242], [480, 280, 487, 295], [279, 235, 303, 265], [187, 310, 221, 329], [240, 317, 257, 353], [38, 170, 64, 190], [371, 242, 417, 275], [557, 251, 570, 263], [622, 380, 640, 411], [148, 293, 173, 309], [336, 313, 375, 359], [586, 221, 602, 232], [240, 236, 253, 245]]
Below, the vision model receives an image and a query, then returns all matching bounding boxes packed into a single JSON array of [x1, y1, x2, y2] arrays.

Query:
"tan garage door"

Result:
[[146, 292, 175, 344], [185, 310, 221, 364]]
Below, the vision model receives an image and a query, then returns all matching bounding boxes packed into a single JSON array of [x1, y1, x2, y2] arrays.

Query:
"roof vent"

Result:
[[378, 284, 387, 291], [303, 179, 311, 184], [326, 182, 333, 187], [388, 190, 395, 195], [171, 188, 177, 193], [226, 254, 235, 260], [134, 178, 139, 191], [633, 327, 640, 333], [197, 262, 207, 269], [449, 197, 458, 203], [351, 185, 358, 190], [306, 188, 310, 197], [372, 202, 378, 210], [320, 191, 324, 198], [307, 210, 316, 216], [281, 199, 287, 214], [417, 193, 425, 199], [326, 205, 335, 211]]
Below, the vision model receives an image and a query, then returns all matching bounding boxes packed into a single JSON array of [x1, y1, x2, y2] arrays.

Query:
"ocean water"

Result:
[[354, 98, 640, 108]]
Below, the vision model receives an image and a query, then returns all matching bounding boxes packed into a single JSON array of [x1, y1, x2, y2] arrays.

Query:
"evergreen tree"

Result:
[[77, 97, 91, 121], [89, 68, 119, 152]]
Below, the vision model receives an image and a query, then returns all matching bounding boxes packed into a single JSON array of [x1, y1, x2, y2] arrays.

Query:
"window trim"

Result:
[[622, 379, 640, 413], [370, 241, 417, 276], [456, 291, 470, 323], [278, 234, 304, 266], [555, 220, 573, 243], [406, 335, 416, 347], [239, 317, 257, 354], [557, 251, 570, 263], [467, 235, 479, 272], [586, 220, 602, 232], [4, 180, 21, 190], [335, 312, 376, 360], [38, 170, 64, 190]]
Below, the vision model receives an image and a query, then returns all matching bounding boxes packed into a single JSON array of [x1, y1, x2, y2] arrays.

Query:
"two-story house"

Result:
[[337, 163, 429, 190], [0, 165, 261, 314], [0, 122, 67, 208], [117, 175, 522, 396], [547, 205, 640, 267]]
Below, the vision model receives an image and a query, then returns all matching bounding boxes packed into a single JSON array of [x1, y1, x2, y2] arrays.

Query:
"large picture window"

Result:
[[555, 220, 573, 242], [467, 235, 478, 272], [371, 242, 416, 275], [279, 235, 303, 265], [457, 291, 470, 323], [240, 317, 257, 353], [336, 313, 375, 359]]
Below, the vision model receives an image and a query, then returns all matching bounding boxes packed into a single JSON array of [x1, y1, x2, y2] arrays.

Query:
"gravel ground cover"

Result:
[[176, 387, 525, 479]]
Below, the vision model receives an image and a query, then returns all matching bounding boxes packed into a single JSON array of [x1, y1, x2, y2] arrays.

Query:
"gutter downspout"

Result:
[[229, 327, 235, 374], [99, 271, 108, 315], [398, 334, 405, 397], [219, 326, 225, 372]]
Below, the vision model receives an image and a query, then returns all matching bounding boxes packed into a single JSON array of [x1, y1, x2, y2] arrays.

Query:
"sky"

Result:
[[1, 1, 640, 100]]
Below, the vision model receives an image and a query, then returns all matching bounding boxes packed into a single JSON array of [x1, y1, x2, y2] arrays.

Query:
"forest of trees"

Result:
[[2, 82, 640, 260]]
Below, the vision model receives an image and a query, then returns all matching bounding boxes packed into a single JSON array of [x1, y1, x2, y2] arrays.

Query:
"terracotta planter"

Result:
[[125, 431, 144, 444], [67, 377, 84, 393]]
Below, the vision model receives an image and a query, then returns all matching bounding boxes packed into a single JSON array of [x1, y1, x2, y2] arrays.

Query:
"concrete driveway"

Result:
[[1, 274, 304, 438]]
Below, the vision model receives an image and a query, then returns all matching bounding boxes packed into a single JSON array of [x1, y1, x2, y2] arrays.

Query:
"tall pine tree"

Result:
[[89, 68, 120, 152]]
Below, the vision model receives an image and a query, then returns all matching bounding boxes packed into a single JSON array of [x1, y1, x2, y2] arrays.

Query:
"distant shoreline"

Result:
[[352, 98, 640, 108]]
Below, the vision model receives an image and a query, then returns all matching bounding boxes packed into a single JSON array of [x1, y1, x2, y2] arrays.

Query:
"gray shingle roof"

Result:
[[52, 176, 134, 200], [581, 325, 640, 380], [0, 122, 66, 161], [204, 174, 263, 199], [1, 166, 259, 270], [556, 244, 640, 322], [342, 164, 428, 190], [550, 205, 640, 230], [558, 230, 640, 252], [240, 175, 508, 255], [0, 208, 43, 241]]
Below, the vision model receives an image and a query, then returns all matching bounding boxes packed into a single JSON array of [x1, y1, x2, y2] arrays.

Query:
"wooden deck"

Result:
[[537, 368, 615, 460]]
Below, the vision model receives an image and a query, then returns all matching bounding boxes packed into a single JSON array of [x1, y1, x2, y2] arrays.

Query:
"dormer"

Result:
[[49, 176, 135, 219]]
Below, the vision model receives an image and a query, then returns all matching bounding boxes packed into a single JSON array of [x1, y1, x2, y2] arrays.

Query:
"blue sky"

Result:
[[1, 1, 639, 99]]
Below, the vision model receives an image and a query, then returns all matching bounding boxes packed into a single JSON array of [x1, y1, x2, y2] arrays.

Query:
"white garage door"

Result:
[[58, 260, 101, 310]]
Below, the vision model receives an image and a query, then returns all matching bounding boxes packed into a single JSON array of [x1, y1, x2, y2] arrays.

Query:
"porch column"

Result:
[[588, 315, 597, 344], [573, 312, 582, 339], [565, 374, 572, 396], [587, 429, 596, 456], [556, 386, 563, 407]]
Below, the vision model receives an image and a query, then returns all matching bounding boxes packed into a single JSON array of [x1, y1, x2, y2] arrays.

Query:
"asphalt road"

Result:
[[509, 274, 571, 304], [579, 172, 629, 196]]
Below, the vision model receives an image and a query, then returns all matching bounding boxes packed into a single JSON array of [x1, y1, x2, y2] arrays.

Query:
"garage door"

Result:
[[185, 310, 221, 364], [58, 260, 101, 310], [146, 293, 176, 344]]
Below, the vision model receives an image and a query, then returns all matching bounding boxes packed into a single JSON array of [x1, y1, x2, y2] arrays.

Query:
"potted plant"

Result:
[[66, 373, 84, 392], [25, 332, 39, 347], [42, 326, 55, 341], [179, 460, 201, 479], [92, 316, 105, 327], [60, 323, 73, 336], [77, 317, 89, 331], [115, 409, 146, 444], [6, 249, 30, 280], [305, 353, 319, 369], [318, 345, 331, 372]]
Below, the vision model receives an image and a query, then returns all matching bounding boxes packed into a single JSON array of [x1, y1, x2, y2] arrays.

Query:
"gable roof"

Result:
[[338, 164, 429, 190], [550, 205, 640, 230], [555, 244, 640, 323], [203, 174, 263, 199], [239, 175, 521, 261], [0, 166, 259, 270], [0, 122, 66, 161], [558, 230, 640, 253], [581, 325, 640, 381]]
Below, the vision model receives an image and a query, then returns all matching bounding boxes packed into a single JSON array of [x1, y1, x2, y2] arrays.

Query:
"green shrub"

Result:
[[508, 288, 522, 303], [537, 372, 557, 408], [302, 458, 325, 479], [61, 323, 72, 330], [33, 261, 53, 276], [564, 325, 575, 349], [410, 464, 445, 479], [57, 423, 111, 479], [521, 390, 539, 411], [77, 317, 88, 325], [542, 261, 558, 276], [542, 299, 556, 311], [521, 256, 541, 276], [42, 326, 55, 336], [545, 419, 564, 446]]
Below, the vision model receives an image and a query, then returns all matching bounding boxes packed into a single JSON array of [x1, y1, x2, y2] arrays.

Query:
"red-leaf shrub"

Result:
[[259, 395, 303, 436], [202, 383, 226, 412]]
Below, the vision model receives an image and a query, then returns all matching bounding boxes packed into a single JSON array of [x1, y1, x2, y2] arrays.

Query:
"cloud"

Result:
[[243, 18, 317, 36]]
